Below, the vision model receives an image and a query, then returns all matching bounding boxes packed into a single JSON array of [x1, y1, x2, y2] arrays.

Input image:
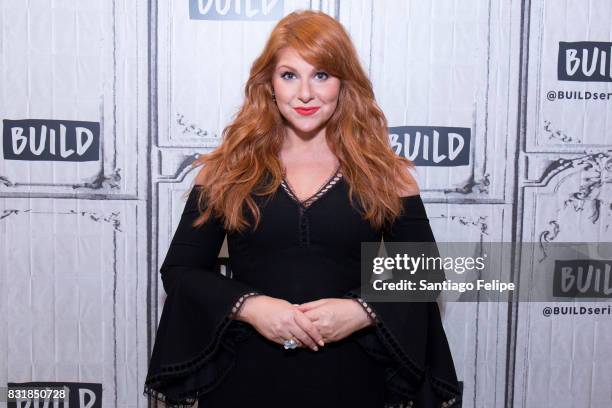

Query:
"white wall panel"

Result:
[[0, 196, 148, 407], [0, 0, 148, 196], [428, 203, 513, 407], [526, 0, 612, 152], [513, 1, 612, 407], [340, 0, 522, 202]]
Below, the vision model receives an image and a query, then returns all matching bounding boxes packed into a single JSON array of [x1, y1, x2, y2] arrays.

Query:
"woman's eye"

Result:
[[280, 71, 296, 80], [279, 71, 329, 80]]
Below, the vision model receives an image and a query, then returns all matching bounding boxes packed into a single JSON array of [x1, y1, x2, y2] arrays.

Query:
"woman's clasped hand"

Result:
[[234, 295, 373, 351]]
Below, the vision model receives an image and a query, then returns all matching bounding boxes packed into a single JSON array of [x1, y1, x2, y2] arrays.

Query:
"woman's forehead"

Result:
[[274, 48, 321, 70], [275, 47, 303, 62]]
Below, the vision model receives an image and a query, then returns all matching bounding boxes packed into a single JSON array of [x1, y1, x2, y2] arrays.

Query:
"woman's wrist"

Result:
[[233, 293, 264, 324], [350, 298, 376, 328]]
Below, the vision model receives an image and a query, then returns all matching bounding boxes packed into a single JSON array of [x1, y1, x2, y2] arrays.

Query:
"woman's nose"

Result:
[[298, 79, 314, 102]]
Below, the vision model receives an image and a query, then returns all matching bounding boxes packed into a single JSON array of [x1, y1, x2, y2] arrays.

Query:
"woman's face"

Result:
[[271, 48, 341, 137]]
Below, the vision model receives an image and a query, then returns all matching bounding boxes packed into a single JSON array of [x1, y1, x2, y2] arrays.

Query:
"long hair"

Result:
[[191, 9, 416, 233]]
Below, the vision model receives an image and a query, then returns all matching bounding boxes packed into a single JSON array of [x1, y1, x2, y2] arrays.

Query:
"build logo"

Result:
[[558, 41, 612, 82], [189, 0, 283, 20]]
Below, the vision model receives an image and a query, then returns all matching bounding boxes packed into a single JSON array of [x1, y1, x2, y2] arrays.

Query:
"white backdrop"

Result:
[[1, 1, 611, 407]]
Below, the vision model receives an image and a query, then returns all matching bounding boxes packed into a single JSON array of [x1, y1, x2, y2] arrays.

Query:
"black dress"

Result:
[[143, 169, 462, 408]]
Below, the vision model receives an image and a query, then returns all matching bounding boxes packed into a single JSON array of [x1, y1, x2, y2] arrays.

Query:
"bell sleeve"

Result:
[[343, 195, 462, 408], [143, 186, 262, 407]]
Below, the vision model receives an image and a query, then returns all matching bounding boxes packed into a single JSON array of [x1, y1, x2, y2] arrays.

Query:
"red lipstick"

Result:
[[294, 107, 320, 116]]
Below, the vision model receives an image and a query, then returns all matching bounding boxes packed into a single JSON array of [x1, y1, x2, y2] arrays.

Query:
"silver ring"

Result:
[[283, 338, 298, 349]]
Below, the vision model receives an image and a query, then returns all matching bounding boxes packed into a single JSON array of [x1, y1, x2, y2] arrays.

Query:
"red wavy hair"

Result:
[[191, 9, 416, 233]]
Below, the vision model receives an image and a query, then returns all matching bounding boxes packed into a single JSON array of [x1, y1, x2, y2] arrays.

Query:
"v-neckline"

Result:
[[280, 164, 343, 210]]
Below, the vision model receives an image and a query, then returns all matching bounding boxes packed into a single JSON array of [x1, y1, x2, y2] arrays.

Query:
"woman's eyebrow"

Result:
[[276, 64, 318, 72]]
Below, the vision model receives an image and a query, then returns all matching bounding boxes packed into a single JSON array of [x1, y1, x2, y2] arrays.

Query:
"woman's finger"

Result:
[[294, 311, 325, 347], [288, 325, 318, 351]]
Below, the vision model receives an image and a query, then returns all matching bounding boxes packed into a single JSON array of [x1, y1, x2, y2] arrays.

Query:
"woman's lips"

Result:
[[294, 107, 320, 116]]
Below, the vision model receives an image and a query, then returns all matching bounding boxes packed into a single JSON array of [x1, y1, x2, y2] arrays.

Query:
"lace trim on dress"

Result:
[[353, 296, 378, 324], [143, 386, 197, 408], [280, 165, 343, 209], [143, 291, 261, 407], [230, 291, 261, 319], [383, 397, 458, 408], [344, 292, 461, 408]]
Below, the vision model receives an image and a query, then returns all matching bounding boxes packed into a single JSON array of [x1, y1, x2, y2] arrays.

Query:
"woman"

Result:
[[144, 10, 461, 408]]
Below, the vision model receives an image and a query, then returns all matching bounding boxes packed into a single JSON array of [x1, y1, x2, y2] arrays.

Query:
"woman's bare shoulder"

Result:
[[396, 167, 420, 197], [193, 163, 209, 186]]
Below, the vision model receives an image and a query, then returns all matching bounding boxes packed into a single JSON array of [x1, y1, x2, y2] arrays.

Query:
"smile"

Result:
[[294, 107, 320, 116]]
